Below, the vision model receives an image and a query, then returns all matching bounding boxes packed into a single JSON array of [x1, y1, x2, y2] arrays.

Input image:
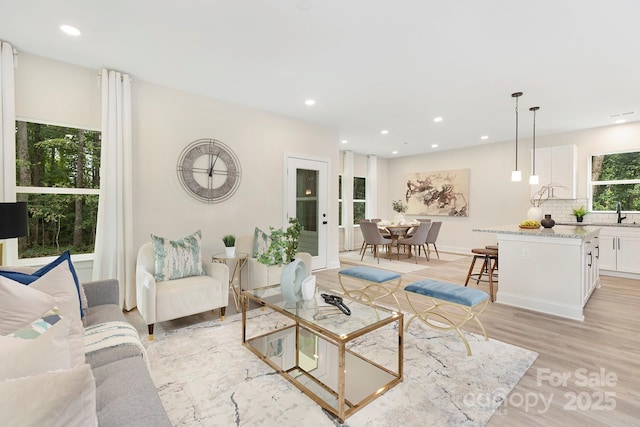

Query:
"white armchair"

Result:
[[136, 242, 229, 339], [236, 235, 312, 290]]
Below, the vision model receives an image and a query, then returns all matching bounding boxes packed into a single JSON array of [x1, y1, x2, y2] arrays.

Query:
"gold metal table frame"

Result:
[[212, 252, 248, 311], [242, 286, 403, 423]]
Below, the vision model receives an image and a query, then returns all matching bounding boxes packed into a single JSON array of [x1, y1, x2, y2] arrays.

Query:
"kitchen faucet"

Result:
[[617, 201, 626, 223]]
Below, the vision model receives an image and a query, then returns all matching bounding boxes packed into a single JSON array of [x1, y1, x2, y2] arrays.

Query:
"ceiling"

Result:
[[1, 0, 639, 158]]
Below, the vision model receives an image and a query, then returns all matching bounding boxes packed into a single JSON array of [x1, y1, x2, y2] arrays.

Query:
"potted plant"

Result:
[[222, 234, 236, 257], [257, 218, 303, 266], [392, 200, 408, 224], [572, 206, 588, 223]]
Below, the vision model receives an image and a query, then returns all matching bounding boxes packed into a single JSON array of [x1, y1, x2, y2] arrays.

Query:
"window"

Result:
[[353, 177, 366, 223], [338, 175, 366, 226], [15, 121, 101, 258], [590, 150, 640, 212]]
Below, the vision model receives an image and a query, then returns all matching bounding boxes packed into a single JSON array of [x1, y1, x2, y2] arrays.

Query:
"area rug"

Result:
[[339, 251, 428, 274], [339, 250, 467, 274], [144, 309, 537, 426]]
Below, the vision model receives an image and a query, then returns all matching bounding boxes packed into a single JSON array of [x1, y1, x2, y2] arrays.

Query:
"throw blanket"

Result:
[[84, 321, 149, 369]]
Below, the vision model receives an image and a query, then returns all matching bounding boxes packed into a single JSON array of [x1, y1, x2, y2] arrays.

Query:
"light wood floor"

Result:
[[317, 252, 640, 426], [129, 252, 640, 425]]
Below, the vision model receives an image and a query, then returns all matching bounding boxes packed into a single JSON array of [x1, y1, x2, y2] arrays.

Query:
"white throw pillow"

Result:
[[30, 262, 82, 324], [0, 308, 72, 381], [0, 364, 98, 427], [0, 276, 55, 335], [13, 263, 86, 367], [0, 262, 85, 366]]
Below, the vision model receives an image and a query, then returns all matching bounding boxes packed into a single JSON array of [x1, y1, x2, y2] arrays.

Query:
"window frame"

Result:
[[588, 149, 640, 213]]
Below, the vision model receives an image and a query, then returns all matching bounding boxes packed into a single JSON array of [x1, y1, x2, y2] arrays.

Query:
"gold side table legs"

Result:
[[212, 252, 249, 312]]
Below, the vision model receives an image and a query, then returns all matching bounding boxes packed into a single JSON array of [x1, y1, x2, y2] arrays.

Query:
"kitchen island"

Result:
[[473, 225, 601, 321]]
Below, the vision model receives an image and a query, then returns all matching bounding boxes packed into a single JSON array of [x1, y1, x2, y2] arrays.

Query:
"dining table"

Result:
[[380, 223, 418, 259]]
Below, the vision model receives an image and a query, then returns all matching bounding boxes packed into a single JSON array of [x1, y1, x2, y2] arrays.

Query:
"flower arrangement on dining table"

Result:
[[392, 200, 408, 213]]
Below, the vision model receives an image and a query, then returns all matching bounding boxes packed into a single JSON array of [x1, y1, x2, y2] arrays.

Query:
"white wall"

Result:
[[13, 52, 341, 271], [132, 80, 340, 266]]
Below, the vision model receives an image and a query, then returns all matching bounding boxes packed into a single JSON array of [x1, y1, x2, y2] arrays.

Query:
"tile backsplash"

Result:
[[538, 199, 640, 224]]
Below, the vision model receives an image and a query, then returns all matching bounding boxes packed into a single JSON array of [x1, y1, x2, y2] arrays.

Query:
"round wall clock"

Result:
[[177, 138, 242, 203]]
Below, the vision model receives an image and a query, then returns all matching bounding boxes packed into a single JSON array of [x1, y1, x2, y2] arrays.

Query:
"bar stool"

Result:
[[485, 244, 498, 269], [464, 248, 498, 302]]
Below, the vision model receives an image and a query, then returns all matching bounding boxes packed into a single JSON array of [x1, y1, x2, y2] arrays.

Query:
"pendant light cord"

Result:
[[530, 106, 540, 175], [511, 92, 523, 173]]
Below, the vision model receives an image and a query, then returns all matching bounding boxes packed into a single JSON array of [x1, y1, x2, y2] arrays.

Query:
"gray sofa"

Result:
[[83, 279, 171, 426]]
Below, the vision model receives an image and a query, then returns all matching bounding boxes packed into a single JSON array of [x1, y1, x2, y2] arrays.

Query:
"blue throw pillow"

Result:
[[0, 251, 84, 318]]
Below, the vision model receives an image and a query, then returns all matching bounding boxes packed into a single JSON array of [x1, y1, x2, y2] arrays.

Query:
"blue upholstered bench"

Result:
[[338, 266, 402, 311], [404, 279, 490, 356]]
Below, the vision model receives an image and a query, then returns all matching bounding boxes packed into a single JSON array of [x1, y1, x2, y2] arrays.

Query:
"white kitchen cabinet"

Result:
[[582, 235, 599, 305], [599, 227, 640, 275], [530, 144, 577, 199]]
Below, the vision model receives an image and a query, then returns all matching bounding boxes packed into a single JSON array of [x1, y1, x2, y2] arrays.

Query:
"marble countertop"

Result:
[[472, 224, 601, 239], [555, 222, 640, 228]]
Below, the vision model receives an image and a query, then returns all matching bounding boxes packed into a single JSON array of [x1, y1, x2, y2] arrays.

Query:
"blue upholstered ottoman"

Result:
[[338, 266, 402, 311], [404, 279, 489, 356]]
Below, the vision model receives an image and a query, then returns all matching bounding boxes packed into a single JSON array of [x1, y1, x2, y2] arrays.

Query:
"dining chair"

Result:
[[425, 221, 442, 259], [368, 218, 391, 237], [360, 221, 392, 263], [406, 218, 430, 237], [358, 219, 371, 256], [397, 222, 431, 263]]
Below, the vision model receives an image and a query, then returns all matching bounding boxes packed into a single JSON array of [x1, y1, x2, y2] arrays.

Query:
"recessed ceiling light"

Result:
[[304, 99, 315, 106], [340, 140, 348, 144], [381, 130, 389, 135], [481, 135, 489, 140], [60, 25, 81, 36], [615, 119, 626, 124], [391, 150, 398, 154], [431, 144, 438, 148], [433, 117, 443, 123]]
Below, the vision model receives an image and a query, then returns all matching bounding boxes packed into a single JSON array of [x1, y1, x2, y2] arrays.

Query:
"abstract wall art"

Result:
[[405, 169, 469, 216]]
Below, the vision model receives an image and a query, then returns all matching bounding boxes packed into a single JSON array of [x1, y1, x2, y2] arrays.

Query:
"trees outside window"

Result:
[[353, 177, 366, 223], [338, 175, 367, 226], [15, 121, 101, 258], [590, 151, 640, 212]]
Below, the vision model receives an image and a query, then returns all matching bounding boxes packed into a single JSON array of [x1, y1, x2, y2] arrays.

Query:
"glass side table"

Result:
[[212, 252, 248, 312]]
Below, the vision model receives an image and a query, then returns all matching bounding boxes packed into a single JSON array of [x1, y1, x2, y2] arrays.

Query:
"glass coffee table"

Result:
[[242, 286, 403, 422]]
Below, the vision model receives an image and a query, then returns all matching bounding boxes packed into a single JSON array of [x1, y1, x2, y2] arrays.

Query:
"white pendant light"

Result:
[[529, 106, 540, 185], [511, 92, 523, 181]]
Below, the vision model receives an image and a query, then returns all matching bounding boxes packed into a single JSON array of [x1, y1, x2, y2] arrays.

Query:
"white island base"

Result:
[[474, 225, 601, 321]]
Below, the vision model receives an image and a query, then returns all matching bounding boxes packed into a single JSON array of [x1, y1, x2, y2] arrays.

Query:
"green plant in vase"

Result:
[[392, 200, 408, 214], [572, 206, 588, 223], [222, 234, 236, 257], [257, 218, 303, 266]]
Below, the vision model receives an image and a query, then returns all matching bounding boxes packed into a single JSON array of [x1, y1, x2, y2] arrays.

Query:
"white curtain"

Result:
[[366, 155, 378, 219], [92, 69, 135, 310], [0, 41, 17, 264], [342, 150, 355, 251]]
